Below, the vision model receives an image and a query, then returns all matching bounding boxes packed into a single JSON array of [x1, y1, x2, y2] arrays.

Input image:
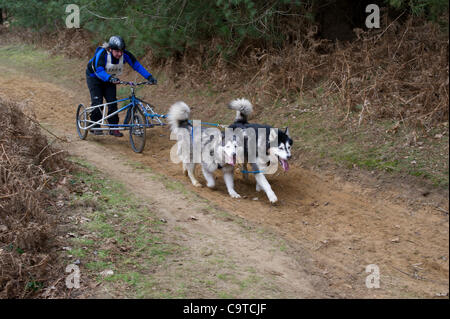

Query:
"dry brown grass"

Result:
[[0, 26, 95, 59], [148, 14, 448, 128], [327, 15, 449, 127], [0, 99, 70, 298]]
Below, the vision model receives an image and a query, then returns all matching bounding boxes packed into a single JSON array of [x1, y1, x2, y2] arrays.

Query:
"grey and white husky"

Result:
[[227, 98, 293, 203], [168, 101, 242, 198]]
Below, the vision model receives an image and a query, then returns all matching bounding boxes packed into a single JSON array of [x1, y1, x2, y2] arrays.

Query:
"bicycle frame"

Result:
[[79, 82, 166, 131]]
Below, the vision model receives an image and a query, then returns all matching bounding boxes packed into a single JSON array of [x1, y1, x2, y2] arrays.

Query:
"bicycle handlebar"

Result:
[[118, 80, 156, 86]]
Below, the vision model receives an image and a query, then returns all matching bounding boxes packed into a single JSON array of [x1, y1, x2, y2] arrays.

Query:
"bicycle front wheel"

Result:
[[76, 104, 89, 140], [129, 106, 146, 153]]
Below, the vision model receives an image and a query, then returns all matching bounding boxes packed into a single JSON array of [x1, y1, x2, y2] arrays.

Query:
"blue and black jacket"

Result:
[[86, 46, 152, 82]]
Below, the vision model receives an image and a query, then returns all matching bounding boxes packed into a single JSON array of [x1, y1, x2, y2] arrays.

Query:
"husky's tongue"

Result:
[[280, 159, 289, 171], [228, 154, 236, 166]]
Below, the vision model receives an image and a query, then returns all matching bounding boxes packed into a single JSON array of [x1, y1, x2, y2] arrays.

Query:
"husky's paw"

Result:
[[206, 182, 216, 189], [267, 193, 278, 203], [193, 181, 202, 187], [229, 191, 241, 199]]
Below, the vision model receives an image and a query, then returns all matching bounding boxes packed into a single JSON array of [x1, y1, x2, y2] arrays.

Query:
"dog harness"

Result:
[[241, 169, 263, 174], [186, 120, 267, 174]]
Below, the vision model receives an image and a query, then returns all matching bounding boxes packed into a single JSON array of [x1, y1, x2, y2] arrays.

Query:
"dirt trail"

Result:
[[0, 65, 448, 298]]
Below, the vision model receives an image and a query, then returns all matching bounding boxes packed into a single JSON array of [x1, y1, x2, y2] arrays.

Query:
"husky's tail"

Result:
[[168, 101, 191, 131], [228, 98, 253, 124]]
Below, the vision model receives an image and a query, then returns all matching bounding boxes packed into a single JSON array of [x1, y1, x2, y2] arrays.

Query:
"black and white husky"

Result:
[[228, 98, 293, 203], [168, 101, 242, 198]]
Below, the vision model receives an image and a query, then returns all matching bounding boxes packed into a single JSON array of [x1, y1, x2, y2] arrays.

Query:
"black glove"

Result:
[[109, 77, 120, 84], [147, 75, 157, 84]]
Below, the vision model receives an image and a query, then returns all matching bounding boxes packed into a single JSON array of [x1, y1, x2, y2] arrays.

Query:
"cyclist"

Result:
[[86, 35, 157, 136]]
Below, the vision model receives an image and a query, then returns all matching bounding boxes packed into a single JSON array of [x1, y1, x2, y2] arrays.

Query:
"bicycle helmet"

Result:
[[108, 35, 126, 50]]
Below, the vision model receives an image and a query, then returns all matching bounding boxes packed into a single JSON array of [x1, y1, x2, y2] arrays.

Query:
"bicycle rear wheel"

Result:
[[129, 106, 146, 153], [76, 104, 89, 140]]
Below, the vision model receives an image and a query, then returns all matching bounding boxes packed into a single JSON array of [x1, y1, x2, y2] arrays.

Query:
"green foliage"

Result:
[[386, 0, 449, 21], [26, 280, 43, 292], [0, 0, 447, 58], [0, 0, 65, 30], [0, 0, 310, 57]]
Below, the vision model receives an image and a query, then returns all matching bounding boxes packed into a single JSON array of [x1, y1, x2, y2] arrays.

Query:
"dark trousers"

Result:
[[86, 75, 119, 127]]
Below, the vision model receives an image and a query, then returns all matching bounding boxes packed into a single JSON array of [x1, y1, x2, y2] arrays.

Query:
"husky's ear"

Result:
[[269, 128, 278, 143], [285, 127, 290, 137]]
